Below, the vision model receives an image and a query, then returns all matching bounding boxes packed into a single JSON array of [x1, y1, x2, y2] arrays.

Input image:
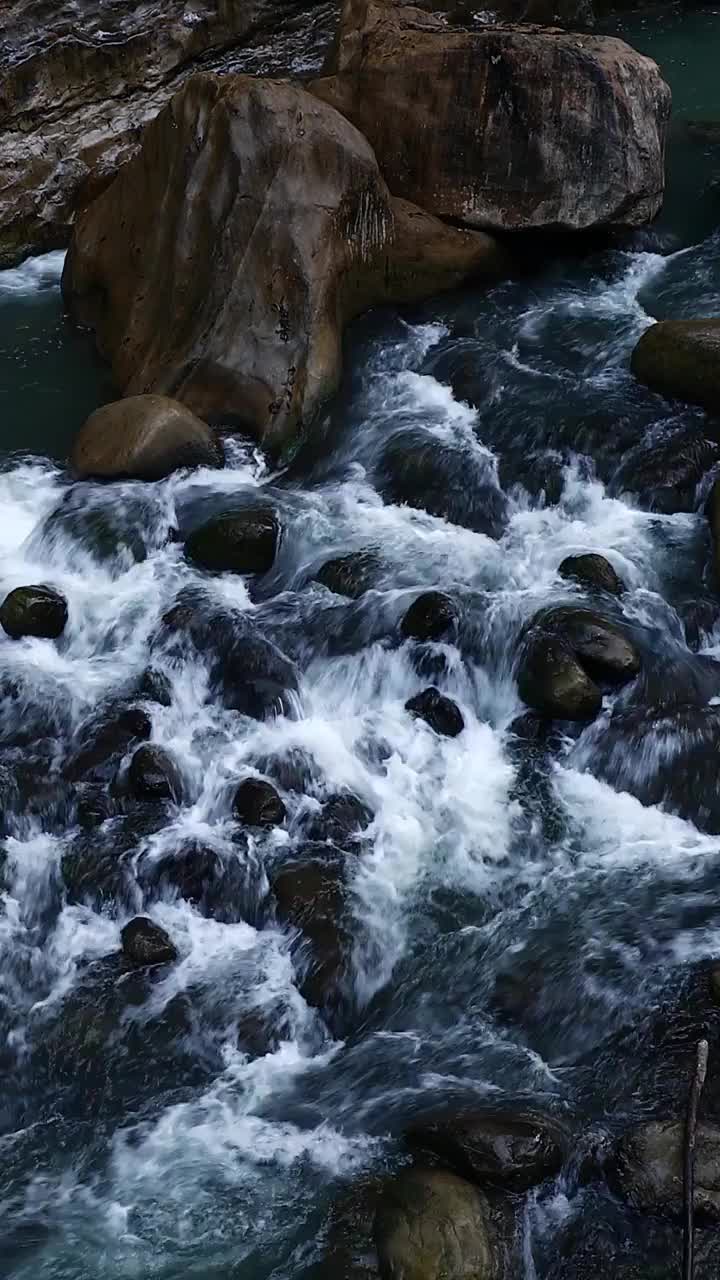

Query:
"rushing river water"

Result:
[[2, 7, 720, 1280]]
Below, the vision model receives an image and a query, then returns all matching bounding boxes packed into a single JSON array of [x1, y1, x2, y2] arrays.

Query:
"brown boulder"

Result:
[[631, 318, 720, 415], [517, 606, 640, 720], [374, 1167, 501, 1280], [71, 395, 223, 481], [613, 1119, 720, 1220], [312, 0, 671, 232], [62, 74, 508, 454], [0, 0, 333, 265]]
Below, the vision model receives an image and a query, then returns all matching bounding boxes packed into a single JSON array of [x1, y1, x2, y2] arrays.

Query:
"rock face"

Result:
[[0, 585, 68, 640], [62, 74, 508, 454], [631, 319, 720, 414], [374, 1167, 500, 1280], [0, 0, 334, 264], [71, 395, 223, 481], [312, 0, 671, 233], [613, 1120, 720, 1220], [406, 1109, 565, 1192]]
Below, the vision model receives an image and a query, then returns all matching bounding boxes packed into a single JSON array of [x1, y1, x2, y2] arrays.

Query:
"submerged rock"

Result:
[[313, 0, 670, 233], [0, 585, 68, 640], [613, 1119, 720, 1219], [305, 792, 373, 846], [185, 508, 279, 575], [315, 549, 380, 598], [62, 74, 507, 453], [379, 428, 507, 538], [405, 687, 465, 737], [121, 917, 177, 968], [139, 841, 250, 923], [233, 778, 286, 828], [273, 855, 349, 1010], [66, 706, 152, 783], [406, 1109, 566, 1192], [631, 319, 720, 414], [71, 395, 223, 481], [374, 1167, 501, 1280], [517, 606, 640, 720], [127, 744, 183, 804], [558, 553, 624, 596], [401, 592, 458, 642]]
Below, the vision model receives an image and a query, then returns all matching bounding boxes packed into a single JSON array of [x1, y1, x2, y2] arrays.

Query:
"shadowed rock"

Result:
[[558, 553, 624, 596], [0, 585, 68, 640], [406, 687, 465, 737], [234, 778, 286, 828], [71, 395, 223, 481], [406, 1109, 566, 1192], [121, 916, 178, 967], [185, 508, 279, 575], [612, 1119, 720, 1220]]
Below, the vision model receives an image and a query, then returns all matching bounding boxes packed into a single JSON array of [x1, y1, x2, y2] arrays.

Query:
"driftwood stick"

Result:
[[683, 1038, 709, 1280]]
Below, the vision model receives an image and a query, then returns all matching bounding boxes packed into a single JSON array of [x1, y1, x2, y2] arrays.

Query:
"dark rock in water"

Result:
[[558, 553, 624, 596], [255, 747, 322, 794], [709, 965, 720, 1005], [62, 807, 164, 907], [73, 783, 116, 830], [613, 425, 720, 516], [306, 793, 373, 846], [136, 668, 173, 707], [71, 395, 223, 481], [157, 590, 298, 719], [34, 482, 165, 567], [406, 687, 464, 737], [401, 591, 458, 642], [0, 585, 68, 640], [121, 916, 177, 967], [517, 606, 640, 721], [273, 855, 349, 1010], [315, 549, 380, 598], [612, 1119, 720, 1219], [185, 508, 279, 575], [405, 1109, 566, 1192], [379, 428, 507, 538], [234, 778, 286, 828], [321, 1173, 387, 1280], [632, 318, 720, 414], [128, 744, 183, 804], [139, 841, 250, 923], [66, 706, 152, 783], [706, 474, 720, 582], [374, 1167, 501, 1280], [677, 598, 720, 652]]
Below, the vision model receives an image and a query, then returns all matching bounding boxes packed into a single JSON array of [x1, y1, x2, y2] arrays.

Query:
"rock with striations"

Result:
[[71, 395, 223, 481], [631, 319, 720, 414], [185, 508, 279, 575], [312, 0, 671, 233], [612, 1119, 720, 1220], [0, 585, 68, 640], [62, 74, 509, 454], [374, 1167, 501, 1280], [0, 0, 334, 265]]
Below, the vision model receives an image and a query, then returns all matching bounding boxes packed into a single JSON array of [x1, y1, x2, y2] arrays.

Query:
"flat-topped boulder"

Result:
[[312, 0, 671, 232]]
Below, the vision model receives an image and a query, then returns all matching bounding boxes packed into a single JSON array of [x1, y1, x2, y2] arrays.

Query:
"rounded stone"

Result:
[[558, 553, 624, 596], [128, 744, 183, 803], [0, 585, 68, 640], [401, 591, 458, 642], [375, 1167, 500, 1280], [71, 394, 224, 480], [233, 778, 286, 828], [120, 916, 177, 967], [405, 687, 465, 737], [185, 508, 279, 575]]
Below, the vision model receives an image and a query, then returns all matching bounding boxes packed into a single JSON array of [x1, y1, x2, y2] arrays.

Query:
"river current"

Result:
[[2, 7, 720, 1279]]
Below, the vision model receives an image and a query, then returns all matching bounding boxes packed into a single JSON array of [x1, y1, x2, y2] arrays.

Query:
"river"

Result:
[[1, 6, 720, 1279]]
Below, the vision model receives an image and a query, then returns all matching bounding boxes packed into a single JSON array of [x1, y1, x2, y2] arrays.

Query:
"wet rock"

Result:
[[374, 1167, 501, 1280], [157, 590, 298, 719], [613, 425, 720, 516], [313, 0, 670, 233], [710, 965, 720, 1005], [517, 607, 640, 721], [185, 508, 280, 575], [139, 841, 250, 923], [63, 74, 506, 454], [322, 1173, 387, 1280], [127, 744, 183, 804], [306, 793, 373, 846], [73, 783, 116, 830], [136, 668, 173, 708], [406, 1109, 566, 1192], [121, 917, 177, 967], [401, 592, 458, 642], [315, 549, 380, 598], [632, 319, 720, 414], [558, 554, 624, 596], [612, 1119, 720, 1219], [273, 855, 349, 1010], [406, 687, 465, 737], [66, 706, 152, 783], [71, 395, 223, 481], [234, 778, 286, 828], [61, 807, 165, 908], [379, 429, 507, 538], [0, 585, 68, 640], [34, 483, 165, 567]]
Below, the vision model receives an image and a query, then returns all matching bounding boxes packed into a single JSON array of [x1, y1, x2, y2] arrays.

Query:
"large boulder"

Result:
[[374, 1167, 501, 1280], [0, 0, 334, 264], [631, 319, 720, 414], [312, 0, 671, 233], [71, 395, 223, 481], [0, 585, 68, 640], [517, 606, 640, 721], [185, 508, 279, 575], [62, 74, 508, 454], [612, 1120, 720, 1219]]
